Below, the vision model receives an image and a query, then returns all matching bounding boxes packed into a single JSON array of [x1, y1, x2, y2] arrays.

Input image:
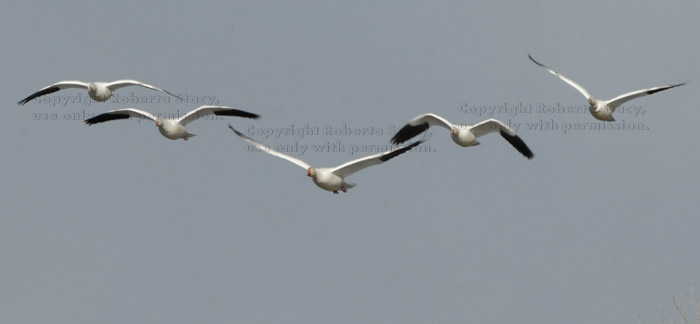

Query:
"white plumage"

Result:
[[18, 80, 181, 105], [230, 125, 422, 194], [85, 106, 260, 141], [528, 54, 685, 122]]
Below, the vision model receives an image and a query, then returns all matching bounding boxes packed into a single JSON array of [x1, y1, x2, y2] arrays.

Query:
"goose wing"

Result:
[[331, 141, 422, 179], [528, 54, 592, 99], [178, 105, 260, 126], [18, 80, 89, 105], [229, 125, 311, 170], [105, 79, 181, 99], [605, 83, 686, 111], [84, 108, 157, 125], [470, 119, 534, 159], [390, 113, 454, 144]]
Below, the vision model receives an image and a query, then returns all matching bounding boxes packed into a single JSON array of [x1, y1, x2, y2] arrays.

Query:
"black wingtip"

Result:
[[406, 140, 423, 149], [17, 86, 61, 106], [500, 130, 534, 159], [215, 109, 261, 120], [83, 113, 131, 125], [83, 117, 98, 126], [227, 124, 244, 136], [527, 53, 546, 68], [646, 82, 686, 95], [380, 140, 423, 162], [390, 123, 430, 145], [17, 97, 33, 106]]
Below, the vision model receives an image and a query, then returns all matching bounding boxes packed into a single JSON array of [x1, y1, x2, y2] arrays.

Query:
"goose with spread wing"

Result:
[[390, 113, 533, 159], [528, 54, 685, 121], [18, 80, 181, 105], [230, 125, 421, 194], [85, 106, 259, 140]]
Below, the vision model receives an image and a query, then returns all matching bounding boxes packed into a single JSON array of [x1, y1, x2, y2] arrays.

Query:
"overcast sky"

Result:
[[2, 1, 699, 323]]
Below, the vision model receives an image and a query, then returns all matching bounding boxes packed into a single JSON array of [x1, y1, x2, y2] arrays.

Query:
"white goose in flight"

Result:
[[230, 125, 422, 194], [85, 106, 260, 140], [18, 80, 181, 105], [390, 113, 534, 159], [528, 54, 685, 121]]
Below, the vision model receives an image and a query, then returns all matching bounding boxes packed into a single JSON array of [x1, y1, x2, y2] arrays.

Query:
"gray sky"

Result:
[[2, 1, 699, 323]]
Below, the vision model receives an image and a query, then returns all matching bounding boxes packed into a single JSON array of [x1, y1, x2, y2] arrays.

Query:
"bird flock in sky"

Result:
[[18, 55, 686, 194]]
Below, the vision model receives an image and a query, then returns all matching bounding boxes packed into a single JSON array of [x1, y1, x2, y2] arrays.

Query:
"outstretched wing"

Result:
[[105, 79, 181, 99], [470, 119, 534, 159], [390, 113, 454, 144], [528, 54, 592, 99], [229, 125, 311, 170], [18, 80, 89, 105], [84, 108, 158, 125], [178, 105, 260, 126], [606, 83, 686, 111], [331, 141, 422, 179]]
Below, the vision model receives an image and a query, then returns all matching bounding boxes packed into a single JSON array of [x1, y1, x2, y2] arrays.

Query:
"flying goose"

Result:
[[390, 113, 533, 159], [84, 106, 259, 140], [528, 54, 685, 121], [230, 125, 422, 194], [18, 80, 181, 105]]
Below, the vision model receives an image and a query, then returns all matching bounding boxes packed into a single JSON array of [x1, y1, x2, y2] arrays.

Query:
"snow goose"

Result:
[[18, 80, 181, 105], [390, 113, 533, 159], [85, 106, 259, 140], [528, 54, 685, 121], [230, 125, 422, 194]]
